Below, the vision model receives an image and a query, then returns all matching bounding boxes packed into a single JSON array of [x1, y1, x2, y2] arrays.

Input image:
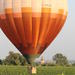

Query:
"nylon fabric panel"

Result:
[[0, 18, 19, 47], [0, 0, 68, 64], [32, 0, 42, 48], [21, 0, 32, 45], [12, 0, 27, 48], [5, 9, 21, 45], [46, 15, 67, 48], [38, 14, 58, 54]]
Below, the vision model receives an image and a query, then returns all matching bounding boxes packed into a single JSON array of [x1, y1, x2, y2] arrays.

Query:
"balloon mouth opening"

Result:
[[23, 54, 40, 65], [16, 44, 46, 64]]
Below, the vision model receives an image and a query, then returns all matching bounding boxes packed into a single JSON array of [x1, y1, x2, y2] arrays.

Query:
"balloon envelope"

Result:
[[0, 0, 68, 64]]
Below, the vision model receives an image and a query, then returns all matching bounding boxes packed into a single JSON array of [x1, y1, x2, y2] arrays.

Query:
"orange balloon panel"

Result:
[[0, 0, 68, 56]]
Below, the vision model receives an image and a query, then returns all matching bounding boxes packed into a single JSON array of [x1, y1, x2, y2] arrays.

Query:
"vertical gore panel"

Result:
[[0, 18, 1, 27], [38, 0, 68, 54], [22, 0, 32, 45], [32, 0, 42, 48], [12, 0, 27, 47], [38, 0, 59, 54], [44, 0, 68, 47], [45, 11, 67, 48], [46, 14, 63, 46], [46, 15, 67, 47], [38, 0, 51, 47], [4, 0, 21, 44], [0, 16, 1, 28], [44, 14, 58, 46], [0, 0, 3, 28], [0, 19, 19, 47], [38, 14, 58, 54], [0, 0, 19, 47]]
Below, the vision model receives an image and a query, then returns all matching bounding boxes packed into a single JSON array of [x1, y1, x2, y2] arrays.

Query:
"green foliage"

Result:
[[46, 63, 57, 66], [53, 53, 69, 66], [72, 63, 75, 66], [3, 51, 26, 65], [40, 62, 56, 66], [0, 59, 2, 65]]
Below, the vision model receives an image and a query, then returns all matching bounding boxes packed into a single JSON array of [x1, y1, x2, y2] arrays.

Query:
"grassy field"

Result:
[[0, 65, 75, 75]]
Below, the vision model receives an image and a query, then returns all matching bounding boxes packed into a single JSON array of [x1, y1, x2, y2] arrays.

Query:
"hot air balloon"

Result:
[[0, 0, 68, 74]]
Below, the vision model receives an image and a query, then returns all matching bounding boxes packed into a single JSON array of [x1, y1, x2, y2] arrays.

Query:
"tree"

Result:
[[53, 53, 68, 66], [19, 55, 26, 65], [0, 59, 2, 65], [72, 63, 75, 66], [3, 51, 26, 65]]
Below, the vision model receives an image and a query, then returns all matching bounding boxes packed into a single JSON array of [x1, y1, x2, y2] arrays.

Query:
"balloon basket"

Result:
[[27, 65, 37, 75]]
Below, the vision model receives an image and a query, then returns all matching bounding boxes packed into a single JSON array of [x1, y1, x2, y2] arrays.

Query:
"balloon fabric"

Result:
[[0, 0, 68, 65]]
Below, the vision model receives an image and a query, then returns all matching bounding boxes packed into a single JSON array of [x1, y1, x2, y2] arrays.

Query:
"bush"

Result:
[[72, 63, 75, 66], [46, 63, 56, 66], [66, 64, 72, 67]]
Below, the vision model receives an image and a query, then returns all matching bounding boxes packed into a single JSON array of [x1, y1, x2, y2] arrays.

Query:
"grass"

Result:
[[0, 65, 75, 75]]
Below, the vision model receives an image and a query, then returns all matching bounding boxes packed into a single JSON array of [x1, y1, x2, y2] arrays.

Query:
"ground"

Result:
[[0, 65, 75, 75]]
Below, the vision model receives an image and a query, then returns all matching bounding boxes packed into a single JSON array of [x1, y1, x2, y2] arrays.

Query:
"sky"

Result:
[[0, 0, 75, 61]]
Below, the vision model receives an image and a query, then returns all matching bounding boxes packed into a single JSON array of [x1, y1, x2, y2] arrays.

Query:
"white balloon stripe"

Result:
[[0, 0, 5, 14], [12, 0, 21, 13], [51, 0, 68, 15], [32, 0, 42, 13], [42, 0, 51, 8], [0, 0, 6, 19], [4, 0, 12, 9], [21, 0, 32, 8]]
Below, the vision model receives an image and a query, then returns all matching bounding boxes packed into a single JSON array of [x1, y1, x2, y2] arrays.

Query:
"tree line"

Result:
[[0, 51, 26, 65], [0, 51, 75, 66]]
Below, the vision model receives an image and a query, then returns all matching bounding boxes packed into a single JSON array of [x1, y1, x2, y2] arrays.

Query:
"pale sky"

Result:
[[0, 0, 75, 60]]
